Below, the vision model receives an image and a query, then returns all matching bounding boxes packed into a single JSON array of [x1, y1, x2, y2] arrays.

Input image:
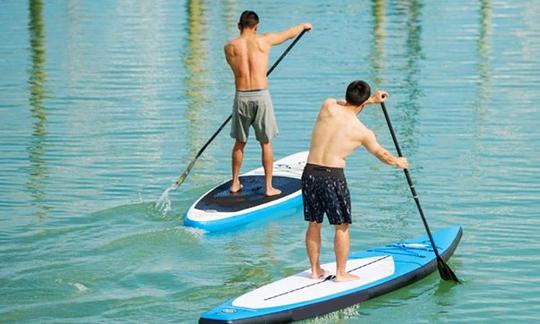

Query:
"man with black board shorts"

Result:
[[224, 10, 312, 196], [303, 80, 409, 281]]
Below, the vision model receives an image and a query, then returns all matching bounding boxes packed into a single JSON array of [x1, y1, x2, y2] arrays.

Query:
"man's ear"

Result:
[[360, 98, 370, 108], [238, 23, 242, 31]]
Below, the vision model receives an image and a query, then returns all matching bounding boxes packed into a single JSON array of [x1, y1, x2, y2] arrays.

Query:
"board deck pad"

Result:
[[185, 151, 308, 231], [232, 256, 394, 309], [195, 175, 301, 213]]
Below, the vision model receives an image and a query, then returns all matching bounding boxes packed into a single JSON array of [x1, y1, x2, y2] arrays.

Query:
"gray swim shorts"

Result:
[[230, 89, 278, 143]]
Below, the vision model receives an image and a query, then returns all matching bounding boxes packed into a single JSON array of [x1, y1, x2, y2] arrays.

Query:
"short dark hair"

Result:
[[345, 80, 371, 106], [238, 10, 259, 30]]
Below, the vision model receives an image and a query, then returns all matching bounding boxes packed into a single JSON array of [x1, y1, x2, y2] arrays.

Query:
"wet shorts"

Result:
[[230, 89, 278, 143], [301, 163, 352, 225]]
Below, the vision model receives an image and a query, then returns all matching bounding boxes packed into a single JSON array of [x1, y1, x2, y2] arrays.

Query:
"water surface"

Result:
[[1, 0, 540, 322]]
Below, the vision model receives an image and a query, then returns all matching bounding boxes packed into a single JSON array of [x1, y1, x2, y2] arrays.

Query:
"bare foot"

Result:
[[230, 182, 243, 194], [265, 187, 282, 197], [310, 268, 330, 279], [334, 272, 360, 282]]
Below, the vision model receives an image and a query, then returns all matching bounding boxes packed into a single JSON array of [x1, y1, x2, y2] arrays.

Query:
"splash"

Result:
[[155, 183, 178, 215], [72, 282, 88, 292], [178, 226, 206, 237]]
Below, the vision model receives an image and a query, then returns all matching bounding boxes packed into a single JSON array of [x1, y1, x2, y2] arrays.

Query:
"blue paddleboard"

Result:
[[184, 152, 307, 232], [199, 226, 462, 323]]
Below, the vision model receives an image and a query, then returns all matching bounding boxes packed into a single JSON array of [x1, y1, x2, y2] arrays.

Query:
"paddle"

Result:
[[172, 29, 308, 187], [380, 102, 461, 283]]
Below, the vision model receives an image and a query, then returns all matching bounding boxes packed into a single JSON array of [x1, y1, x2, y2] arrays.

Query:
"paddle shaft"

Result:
[[174, 29, 308, 186], [379, 102, 443, 261]]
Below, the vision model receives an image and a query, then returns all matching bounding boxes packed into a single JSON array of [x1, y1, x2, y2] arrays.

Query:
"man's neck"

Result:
[[353, 105, 365, 114], [240, 29, 257, 37], [339, 101, 363, 114]]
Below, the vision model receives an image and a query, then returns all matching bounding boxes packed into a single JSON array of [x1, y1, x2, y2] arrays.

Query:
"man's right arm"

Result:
[[224, 43, 234, 66], [262, 23, 312, 46], [362, 129, 408, 169]]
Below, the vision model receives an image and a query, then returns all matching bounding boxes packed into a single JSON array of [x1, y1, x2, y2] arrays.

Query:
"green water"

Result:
[[1, 0, 540, 322]]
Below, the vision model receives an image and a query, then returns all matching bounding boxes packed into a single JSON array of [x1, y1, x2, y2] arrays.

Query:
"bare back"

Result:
[[224, 35, 270, 91], [307, 99, 376, 168]]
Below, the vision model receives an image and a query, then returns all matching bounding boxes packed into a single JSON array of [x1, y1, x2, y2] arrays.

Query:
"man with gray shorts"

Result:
[[224, 11, 311, 196], [231, 89, 277, 144]]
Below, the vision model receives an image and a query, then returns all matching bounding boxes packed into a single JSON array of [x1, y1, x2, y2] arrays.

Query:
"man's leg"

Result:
[[334, 224, 359, 282], [231, 139, 246, 193], [260, 141, 281, 196], [306, 221, 328, 279]]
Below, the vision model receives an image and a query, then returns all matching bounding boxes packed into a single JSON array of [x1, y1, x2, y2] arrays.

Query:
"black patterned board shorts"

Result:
[[301, 163, 352, 225]]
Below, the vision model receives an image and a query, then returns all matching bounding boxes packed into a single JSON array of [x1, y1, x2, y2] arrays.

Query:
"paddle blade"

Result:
[[437, 258, 461, 283]]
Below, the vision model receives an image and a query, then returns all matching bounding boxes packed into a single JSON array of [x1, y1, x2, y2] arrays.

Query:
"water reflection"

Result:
[[221, 0, 237, 33], [476, 0, 492, 110], [184, 0, 210, 157], [470, 0, 492, 170], [27, 0, 49, 219], [369, 0, 386, 88], [396, 0, 424, 151]]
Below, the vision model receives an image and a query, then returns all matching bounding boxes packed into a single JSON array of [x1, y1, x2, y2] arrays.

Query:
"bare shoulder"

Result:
[[259, 32, 279, 40], [224, 40, 235, 53], [354, 120, 373, 141], [322, 98, 337, 108], [318, 98, 336, 115], [256, 34, 272, 49]]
